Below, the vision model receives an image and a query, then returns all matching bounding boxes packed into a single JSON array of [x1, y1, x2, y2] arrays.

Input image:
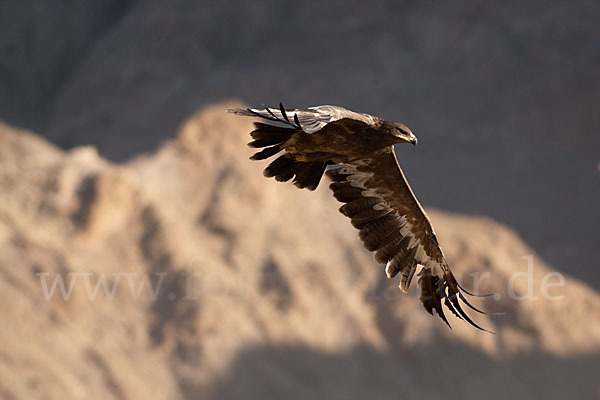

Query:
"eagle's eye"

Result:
[[396, 127, 409, 136]]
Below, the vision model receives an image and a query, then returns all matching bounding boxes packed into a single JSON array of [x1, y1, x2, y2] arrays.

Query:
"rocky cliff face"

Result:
[[2, 0, 598, 288], [0, 104, 598, 399]]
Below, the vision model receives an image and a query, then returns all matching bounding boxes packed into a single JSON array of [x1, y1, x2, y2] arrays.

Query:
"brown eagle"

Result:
[[228, 103, 491, 332]]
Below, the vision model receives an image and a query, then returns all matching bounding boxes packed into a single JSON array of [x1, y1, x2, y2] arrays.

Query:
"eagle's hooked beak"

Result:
[[394, 124, 417, 146]]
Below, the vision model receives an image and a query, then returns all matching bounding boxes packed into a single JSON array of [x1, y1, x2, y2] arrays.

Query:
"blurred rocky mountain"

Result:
[[0, 105, 598, 399], [1, 0, 598, 288]]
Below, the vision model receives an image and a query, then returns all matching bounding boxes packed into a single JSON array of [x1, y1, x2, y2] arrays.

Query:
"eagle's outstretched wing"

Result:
[[228, 103, 375, 134], [327, 149, 491, 332], [228, 103, 492, 331]]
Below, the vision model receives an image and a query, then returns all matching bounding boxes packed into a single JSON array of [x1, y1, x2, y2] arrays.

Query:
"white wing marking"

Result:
[[228, 104, 376, 134], [333, 165, 444, 280]]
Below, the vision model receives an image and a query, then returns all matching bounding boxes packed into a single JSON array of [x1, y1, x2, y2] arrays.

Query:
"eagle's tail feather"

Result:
[[263, 154, 327, 191], [248, 122, 296, 148], [247, 122, 294, 162], [250, 145, 282, 160], [263, 154, 298, 180], [293, 161, 328, 190], [245, 121, 328, 191]]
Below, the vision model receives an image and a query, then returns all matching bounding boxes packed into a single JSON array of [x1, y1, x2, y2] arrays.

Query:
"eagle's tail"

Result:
[[246, 122, 327, 191]]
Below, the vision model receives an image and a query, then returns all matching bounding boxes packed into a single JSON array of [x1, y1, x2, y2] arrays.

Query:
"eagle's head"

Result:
[[390, 122, 418, 146]]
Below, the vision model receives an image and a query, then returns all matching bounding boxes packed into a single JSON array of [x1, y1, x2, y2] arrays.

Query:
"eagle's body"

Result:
[[228, 103, 490, 331]]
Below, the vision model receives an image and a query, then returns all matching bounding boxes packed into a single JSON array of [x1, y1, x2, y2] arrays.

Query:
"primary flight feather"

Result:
[[228, 103, 491, 332]]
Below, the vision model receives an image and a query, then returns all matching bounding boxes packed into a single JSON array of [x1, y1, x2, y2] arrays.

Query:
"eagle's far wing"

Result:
[[326, 148, 491, 331], [227, 103, 375, 134]]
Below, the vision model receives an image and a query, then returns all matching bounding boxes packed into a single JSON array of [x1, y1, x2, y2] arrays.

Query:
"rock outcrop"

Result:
[[0, 104, 598, 399]]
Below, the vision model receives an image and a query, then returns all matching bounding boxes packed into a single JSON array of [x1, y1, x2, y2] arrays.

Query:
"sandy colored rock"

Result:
[[0, 105, 598, 399]]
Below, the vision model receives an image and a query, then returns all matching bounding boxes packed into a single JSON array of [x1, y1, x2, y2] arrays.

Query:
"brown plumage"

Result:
[[228, 103, 492, 332]]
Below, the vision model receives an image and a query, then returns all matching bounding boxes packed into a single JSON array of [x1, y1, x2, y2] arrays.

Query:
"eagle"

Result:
[[228, 103, 491, 332]]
